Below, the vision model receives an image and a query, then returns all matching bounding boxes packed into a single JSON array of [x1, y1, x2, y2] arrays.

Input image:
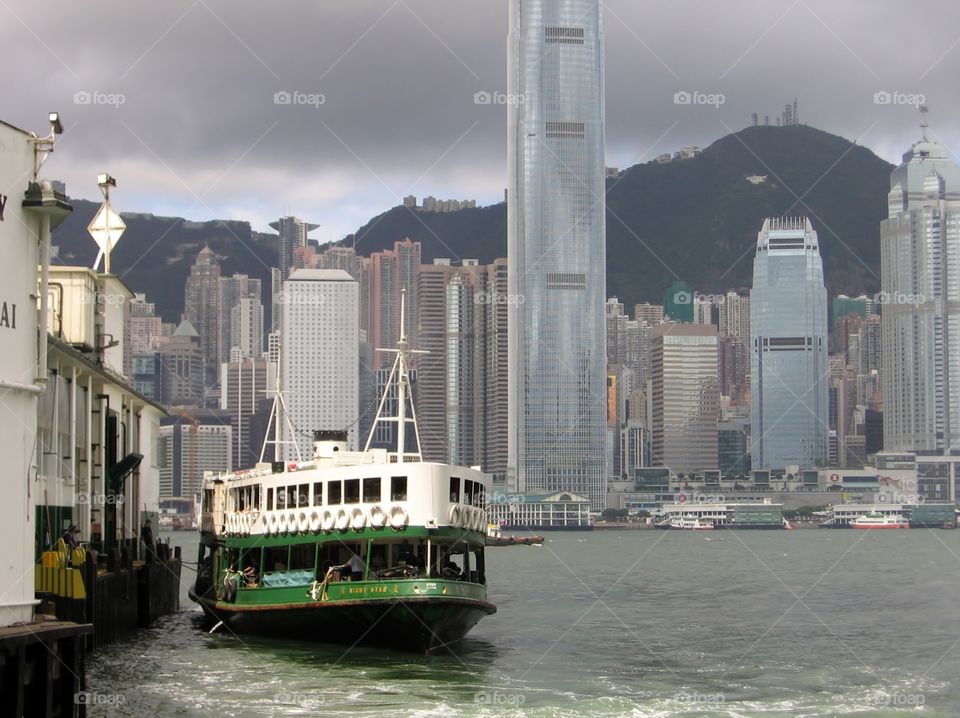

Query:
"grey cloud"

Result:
[[3, 0, 958, 241]]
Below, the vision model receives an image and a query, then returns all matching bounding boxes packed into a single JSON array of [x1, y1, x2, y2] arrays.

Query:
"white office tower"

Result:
[[750, 217, 828, 469], [881, 132, 960, 452], [280, 269, 359, 459], [507, 0, 608, 510]]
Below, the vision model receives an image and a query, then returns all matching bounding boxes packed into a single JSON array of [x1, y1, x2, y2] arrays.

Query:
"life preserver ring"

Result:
[[369, 505, 386, 528], [309, 511, 322, 533], [277, 512, 288, 534], [298, 511, 309, 533], [335, 509, 349, 531], [448, 504, 461, 528], [269, 513, 279, 535], [288, 512, 298, 533], [350, 508, 366, 531], [389, 506, 408, 529], [321, 510, 335, 533]]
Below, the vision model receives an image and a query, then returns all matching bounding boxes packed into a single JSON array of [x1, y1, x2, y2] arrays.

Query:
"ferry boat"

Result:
[[664, 517, 715, 530], [189, 297, 495, 652], [850, 512, 910, 530]]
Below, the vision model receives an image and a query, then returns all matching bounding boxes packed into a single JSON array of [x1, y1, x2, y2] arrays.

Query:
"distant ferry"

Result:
[[851, 513, 910, 530], [189, 294, 495, 652], [664, 517, 715, 531]]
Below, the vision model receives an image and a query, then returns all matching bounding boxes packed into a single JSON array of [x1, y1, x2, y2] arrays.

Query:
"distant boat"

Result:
[[851, 513, 909, 530], [669, 517, 714, 531]]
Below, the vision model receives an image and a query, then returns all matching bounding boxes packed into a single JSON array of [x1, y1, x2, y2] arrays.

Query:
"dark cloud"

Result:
[[3, 0, 958, 242]]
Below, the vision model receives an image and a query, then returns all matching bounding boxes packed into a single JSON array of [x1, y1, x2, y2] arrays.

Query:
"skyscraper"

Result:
[[750, 217, 828, 469], [280, 269, 359, 459], [650, 324, 719, 474], [881, 132, 960, 452], [269, 216, 319, 282], [220, 357, 269, 470], [160, 320, 205, 407], [183, 246, 221, 384], [218, 273, 262, 362], [508, 0, 608, 510]]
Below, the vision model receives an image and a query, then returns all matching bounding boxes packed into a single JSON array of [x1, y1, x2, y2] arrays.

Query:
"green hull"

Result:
[[190, 579, 495, 652]]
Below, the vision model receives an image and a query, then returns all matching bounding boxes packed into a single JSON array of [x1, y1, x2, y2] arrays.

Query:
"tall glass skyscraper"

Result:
[[750, 217, 828, 469], [881, 134, 960, 452], [507, 0, 607, 509]]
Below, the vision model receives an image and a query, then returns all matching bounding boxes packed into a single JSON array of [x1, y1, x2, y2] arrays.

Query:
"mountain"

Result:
[[51, 124, 893, 320], [351, 124, 892, 307]]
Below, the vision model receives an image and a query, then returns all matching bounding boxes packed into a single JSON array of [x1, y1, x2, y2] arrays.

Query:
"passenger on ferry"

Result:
[[343, 552, 365, 581]]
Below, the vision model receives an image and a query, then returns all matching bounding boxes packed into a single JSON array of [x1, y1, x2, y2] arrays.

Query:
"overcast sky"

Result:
[[3, 0, 958, 244]]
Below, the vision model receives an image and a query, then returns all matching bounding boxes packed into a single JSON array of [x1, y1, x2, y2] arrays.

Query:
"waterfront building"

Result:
[[750, 217, 829, 470], [880, 132, 960, 452], [183, 246, 221, 384], [0, 125, 69, 627], [270, 216, 319, 282], [507, 0, 608, 510], [280, 269, 359, 459], [651, 324, 720, 474], [487, 491, 592, 529]]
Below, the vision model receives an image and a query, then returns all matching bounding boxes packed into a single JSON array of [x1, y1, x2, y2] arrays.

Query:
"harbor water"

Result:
[[87, 529, 960, 716]]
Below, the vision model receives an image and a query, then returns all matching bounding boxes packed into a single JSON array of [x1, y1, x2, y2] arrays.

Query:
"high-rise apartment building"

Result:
[[280, 269, 359, 459], [158, 412, 232, 510], [507, 0, 608, 510], [218, 274, 262, 362], [750, 217, 828, 469], [160, 320, 205, 407], [415, 259, 509, 478], [220, 357, 269, 470], [270, 216, 319, 282], [651, 325, 719, 473], [183, 246, 221, 384], [881, 133, 960, 453]]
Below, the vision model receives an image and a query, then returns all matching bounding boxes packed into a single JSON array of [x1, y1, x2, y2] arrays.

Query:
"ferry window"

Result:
[[287, 486, 298, 508], [253, 485, 261, 510], [298, 484, 309, 507], [344, 479, 360, 504], [313, 482, 323, 505], [276, 488, 287, 509], [450, 477, 461, 503], [391, 476, 408, 501], [203, 489, 214, 511], [363, 477, 381, 502], [329, 481, 342, 505], [289, 543, 315, 571], [266, 488, 273, 511], [264, 546, 288, 572], [464, 479, 475, 505]]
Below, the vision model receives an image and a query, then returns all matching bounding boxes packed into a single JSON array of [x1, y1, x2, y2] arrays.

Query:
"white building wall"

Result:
[[0, 123, 44, 626], [281, 269, 359, 459]]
